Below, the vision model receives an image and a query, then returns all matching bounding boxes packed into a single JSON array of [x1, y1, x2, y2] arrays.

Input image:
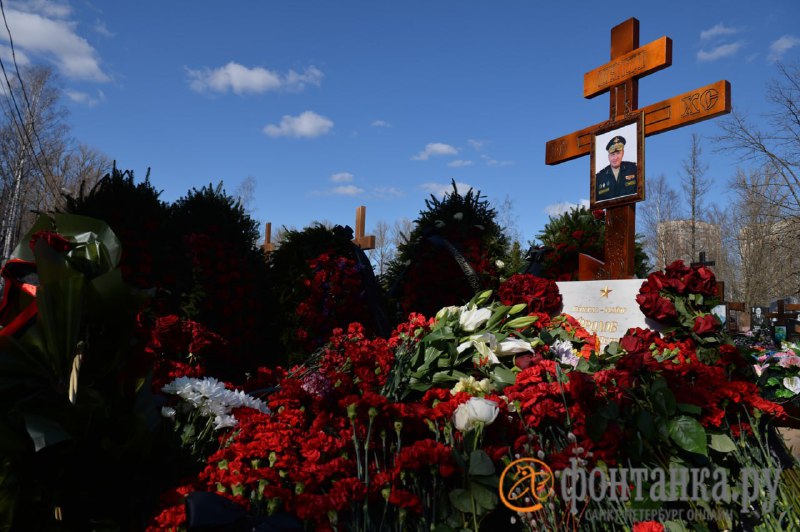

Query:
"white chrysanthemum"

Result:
[[162, 376, 270, 430]]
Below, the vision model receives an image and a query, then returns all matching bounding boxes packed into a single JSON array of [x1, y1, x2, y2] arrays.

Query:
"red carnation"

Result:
[[633, 522, 664, 532]]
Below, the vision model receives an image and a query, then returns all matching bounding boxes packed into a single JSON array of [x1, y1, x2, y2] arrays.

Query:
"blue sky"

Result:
[[3, 0, 800, 245]]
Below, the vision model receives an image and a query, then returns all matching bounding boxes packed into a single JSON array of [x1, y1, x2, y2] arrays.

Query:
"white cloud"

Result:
[[4, 7, 108, 81], [263, 111, 333, 138], [467, 139, 486, 151], [0, 44, 29, 66], [697, 42, 743, 62], [330, 172, 354, 183], [448, 159, 474, 168], [412, 142, 458, 161], [371, 186, 404, 199], [700, 23, 739, 41], [420, 181, 473, 198], [544, 199, 590, 217], [65, 89, 105, 107], [187, 62, 323, 95], [371, 119, 391, 128], [331, 185, 364, 196], [481, 154, 514, 166], [768, 35, 800, 62], [94, 19, 114, 38], [11, 0, 71, 19]]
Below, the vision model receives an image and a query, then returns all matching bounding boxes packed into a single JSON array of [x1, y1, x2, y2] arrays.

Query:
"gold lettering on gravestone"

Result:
[[558, 280, 658, 350]]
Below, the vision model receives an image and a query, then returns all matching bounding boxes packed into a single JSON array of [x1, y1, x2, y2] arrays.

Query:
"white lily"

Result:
[[784, 376, 800, 395], [459, 305, 492, 332], [435, 305, 461, 321], [497, 338, 534, 356], [457, 332, 499, 364]]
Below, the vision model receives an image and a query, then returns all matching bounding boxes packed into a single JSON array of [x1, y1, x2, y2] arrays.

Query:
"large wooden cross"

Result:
[[545, 18, 731, 280]]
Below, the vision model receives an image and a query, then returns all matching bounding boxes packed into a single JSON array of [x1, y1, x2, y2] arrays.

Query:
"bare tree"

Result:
[[716, 62, 800, 220], [233, 175, 257, 214], [391, 218, 413, 249], [0, 66, 108, 264], [496, 194, 522, 245], [367, 220, 395, 276], [640, 173, 680, 270], [679, 133, 713, 261]]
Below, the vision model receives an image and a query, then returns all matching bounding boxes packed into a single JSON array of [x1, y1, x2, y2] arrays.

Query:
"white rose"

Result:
[[452, 397, 500, 432], [459, 306, 492, 332], [495, 259, 505, 269]]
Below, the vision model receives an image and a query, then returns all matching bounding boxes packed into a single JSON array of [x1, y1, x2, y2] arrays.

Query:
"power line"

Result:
[[0, 0, 51, 173]]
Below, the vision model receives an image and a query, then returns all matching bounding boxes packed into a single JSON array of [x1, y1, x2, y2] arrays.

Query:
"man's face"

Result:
[[608, 148, 623, 169]]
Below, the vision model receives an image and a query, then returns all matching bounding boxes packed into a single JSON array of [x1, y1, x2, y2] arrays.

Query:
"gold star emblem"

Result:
[[600, 286, 612, 298]]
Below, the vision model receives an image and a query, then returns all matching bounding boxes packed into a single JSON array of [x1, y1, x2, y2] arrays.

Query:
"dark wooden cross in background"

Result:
[[545, 18, 731, 280], [353, 205, 376, 250], [691, 251, 715, 269]]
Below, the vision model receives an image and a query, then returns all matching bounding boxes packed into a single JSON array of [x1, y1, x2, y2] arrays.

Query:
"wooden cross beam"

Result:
[[353, 205, 376, 250], [767, 300, 800, 327], [690, 251, 715, 268], [546, 18, 731, 280], [262, 222, 276, 254]]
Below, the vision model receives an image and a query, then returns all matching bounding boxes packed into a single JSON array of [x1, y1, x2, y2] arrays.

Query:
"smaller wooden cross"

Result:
[[353, 206, 376, 250], [767, 300, 800, 329], [691, 251, 715, 268], [262, 222, 276, 254]]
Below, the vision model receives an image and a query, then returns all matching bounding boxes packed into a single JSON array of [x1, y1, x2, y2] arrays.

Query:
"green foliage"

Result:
[[0, 214, 170, 530], [534, 206, 649, 280], [265, 224, 357, 362], [383, 181, 509, 319], [171, 182, 261, 255]]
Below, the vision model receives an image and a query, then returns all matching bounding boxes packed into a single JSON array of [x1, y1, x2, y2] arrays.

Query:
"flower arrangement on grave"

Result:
[[383, 181, 507, 319], [533, 206, 649, 281], [68, 174, 273, 379], [265, 224, 386, 362]]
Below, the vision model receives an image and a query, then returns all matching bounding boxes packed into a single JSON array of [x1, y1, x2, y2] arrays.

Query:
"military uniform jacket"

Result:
[[595, 161, 637, 201]]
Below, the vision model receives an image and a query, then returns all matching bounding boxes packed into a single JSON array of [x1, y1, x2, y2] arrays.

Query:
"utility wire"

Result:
[[0, 0, 51, 173]]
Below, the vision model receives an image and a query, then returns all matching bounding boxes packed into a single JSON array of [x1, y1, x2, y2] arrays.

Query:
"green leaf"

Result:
[[23, 413, 72, 452], [677, 403, 702, 415], [667, 415, 708, 456], [491, 365, 517, 386], [652, 387, 677, 417], [448, 488, 473, 513], [468, 450, 495, 476], [636, 410, 655, 440], [708, 433, 736, 453], [485, 306, 511, 330], [470, 481, 498, 512]]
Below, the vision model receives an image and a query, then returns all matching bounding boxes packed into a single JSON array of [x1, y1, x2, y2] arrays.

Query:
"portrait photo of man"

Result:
[[590, 114, 644, 209], [595, 135, 637, 201]]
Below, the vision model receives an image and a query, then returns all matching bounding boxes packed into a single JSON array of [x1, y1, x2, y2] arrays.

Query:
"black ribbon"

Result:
[[185, 492, 303, 531]]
